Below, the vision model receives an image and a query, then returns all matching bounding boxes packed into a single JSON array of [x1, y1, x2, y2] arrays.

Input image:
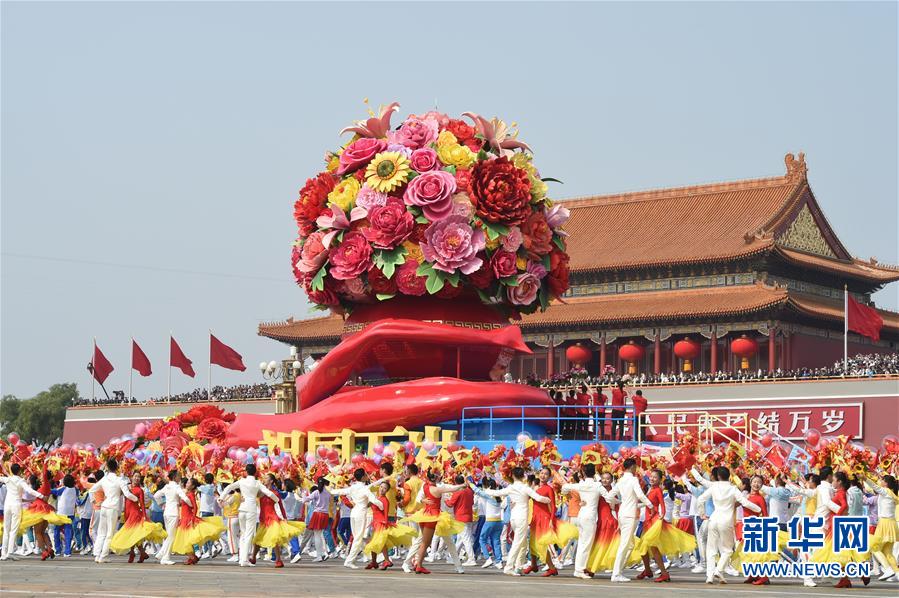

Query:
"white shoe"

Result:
[[160, 559, 175, 565], [574, 571, 591, 579], [402, 563, 412, 573], [291, 553, 303, 564], [481, 558, 493, 568], [879, 570, 896, 581], [345, 562, 359, 569], [200, 551, 210, 560], [505, 570, 521, 576], [724, 565, 739, 577], [563, 558, 574, 567], [715, 572, 727, 584], [456, 567, 465, 574], [495, 562, 503, 570], [611, 575, 630, 582], [803, 578, 817, 587], [691, 564, 705, 573], [705, 577, 714, 584], [462, 559, 477, 567], [227, 554, 239, 562]]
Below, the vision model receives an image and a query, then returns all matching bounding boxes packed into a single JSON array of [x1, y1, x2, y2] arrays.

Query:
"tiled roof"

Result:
[[787, 293, 899, 331], [517, 284, 789, 329], [776, 247, 899, 283], [259, 315, 343, 343]]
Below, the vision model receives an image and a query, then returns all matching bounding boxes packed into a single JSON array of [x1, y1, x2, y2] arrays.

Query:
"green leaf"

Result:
[[407, 171, 419, 181], [541, 253, 551, 270], [483, 221, 509, 241], [373, 247, 407, 279], [443, 165, 456, 175], [376, 293, 395, 301], [445, 271, 460, 287], [538, 286, 549, 311], [416, 262, 435, 277], [500, 276, 519, 287], [415, 215, 430, 224], [541, 177, 564, 184], [310, 266, 327, 292], [552, 236, 566, 251], [477, 149, 490, 161], [311, 304, 329, 312], [425, 272, 445, 294]]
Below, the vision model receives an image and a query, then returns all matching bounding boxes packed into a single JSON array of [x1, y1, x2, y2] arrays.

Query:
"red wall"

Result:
[[789, 333, 895, 369]]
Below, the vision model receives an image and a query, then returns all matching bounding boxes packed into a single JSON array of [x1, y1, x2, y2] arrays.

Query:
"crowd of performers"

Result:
[[2, 447, 898, 588]]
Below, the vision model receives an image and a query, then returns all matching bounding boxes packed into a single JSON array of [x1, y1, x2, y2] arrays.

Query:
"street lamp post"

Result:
[[261, 346, 302, 414]]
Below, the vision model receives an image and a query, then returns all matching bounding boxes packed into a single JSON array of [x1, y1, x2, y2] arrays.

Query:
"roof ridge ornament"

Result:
[[784, 152, 807, 180]]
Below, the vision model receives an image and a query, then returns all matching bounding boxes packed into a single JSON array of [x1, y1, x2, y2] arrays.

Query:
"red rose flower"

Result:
[[196, 418, 229, 442], [395, 260, 427, 296], [469, 157, 532, 225], [468, 262, 495, 289], [363, 197, 415, 249], [547, 248, 570, 298], [367, 265, 398, 295], [446, 119, 482, 152], [158, 420, 183, 440], [454, 168, 472, 196], [521, 211, 553, 258], [490, 249, 518, 279], [294, 172, 337, 237], [337, 137, 386, 175]]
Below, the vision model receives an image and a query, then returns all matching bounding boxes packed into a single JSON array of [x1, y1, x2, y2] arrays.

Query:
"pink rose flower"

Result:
[[395, 260, 427, 296], [355, 184, 388, 212], [421, 215, 486, 275], [501, 225, 523, 252], [388, 117, 439, 149], [507, 272, 540, 305], [409, 148, 440, 172], [328, 231, 373, 280], [363, 197, 415, 249], [409, 110, 450, 128], [337, 138, 386, 175], [335, 277, 370, 302], [297, 231, 329, 273], [490, 249, 518, 279], [404, 170, 457, 221], [452, 193, 473, 218]]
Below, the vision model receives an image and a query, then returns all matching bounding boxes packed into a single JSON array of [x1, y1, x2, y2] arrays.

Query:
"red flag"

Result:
[[92, 342, 114, 384], [847, 294, 883, 342], [210, 334, 246, 371], [170, 337, 195, 378], [131, 340, 152, 377]]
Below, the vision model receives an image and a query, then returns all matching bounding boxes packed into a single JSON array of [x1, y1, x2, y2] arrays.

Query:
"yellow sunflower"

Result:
[[365, 151, 411, 193]]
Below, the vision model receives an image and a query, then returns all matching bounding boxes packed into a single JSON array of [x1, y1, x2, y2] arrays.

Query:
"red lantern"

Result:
[[673, 338, 700, 372], [730, 335, 758, 370], [618, 341, 645, 375], [565, 343, 592, 367]]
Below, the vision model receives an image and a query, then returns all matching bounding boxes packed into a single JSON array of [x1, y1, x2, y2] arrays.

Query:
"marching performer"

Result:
[[609, 458, 653, 582], [109, 472, 166, 562], [364, 480, 417, 570], [170, 476, 225, 565], [219, 464, 280, 567], [153, 469, 191, 565], [87, 458, 138, 563]]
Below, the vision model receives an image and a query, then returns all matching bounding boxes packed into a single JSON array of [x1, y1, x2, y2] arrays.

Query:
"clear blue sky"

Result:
[[2, 1, 897, 400]]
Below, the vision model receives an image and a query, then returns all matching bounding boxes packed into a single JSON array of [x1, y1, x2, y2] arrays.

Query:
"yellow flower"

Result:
[[365, 151, 411, 193], [516, 256, 528, 270], [529, 175, 548, 201], [511, 152, 534, 173], [327, 177, 361, 212], [183, 425, 198, 439], [326, 154, 340, 173], [486, 236, 501, 250], [402, 241, 424, 264], [437, 130, 458, 147], [437, 142, 476, 169]]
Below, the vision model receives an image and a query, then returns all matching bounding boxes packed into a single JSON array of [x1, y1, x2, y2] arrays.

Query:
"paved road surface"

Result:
[[0, 555, 896, 597]]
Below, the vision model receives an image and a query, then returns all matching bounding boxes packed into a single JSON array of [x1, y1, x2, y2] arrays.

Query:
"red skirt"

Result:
[[675, 517, 695, 535], [308, 511, 329, 530]]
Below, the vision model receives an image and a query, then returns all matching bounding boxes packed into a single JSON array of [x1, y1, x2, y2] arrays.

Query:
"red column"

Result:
[[653, 332, 661, 374], [768, 327, 777, 372], [710, 331, 718, 373], [547, 337, 555, 378], [599, 335, 607, 371]]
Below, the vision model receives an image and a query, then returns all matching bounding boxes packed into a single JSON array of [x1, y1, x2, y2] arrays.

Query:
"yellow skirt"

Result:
[[809, 537, 867, 566], [530, 521, 579, 562], [634, 519, 697, 558], [364, 523, 418, 554], [253, 519, 305, 549], [18, 509, 71, 533], [109, 521, 167, 554], [871, 517, 898, 552], [585, 530, 619, 572], [735, 530, 790, 564], [171, 516, 225, 555], [400, 511, 465, 538]]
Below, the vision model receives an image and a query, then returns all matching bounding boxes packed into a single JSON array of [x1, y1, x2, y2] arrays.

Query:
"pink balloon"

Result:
[[382, 448, 394, 458], [109, 436, 120, 445], [422, 440, 436, 452], [305, 453, 316, 466], [373, 443, 384, 455], [60, 443, 71, 451], [85, 443, 96, 452], [134, 422, 148, 436], [7, 433, 19, 445], [327, 449, 339, 462], [235, 449, 247, 462], [351, 453, 364, 465], [404, 441, 415, 452]]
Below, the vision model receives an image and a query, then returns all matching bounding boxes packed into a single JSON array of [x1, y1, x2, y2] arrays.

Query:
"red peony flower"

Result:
[[547, 248, 570, 298], [363, 198, 415, 249], [469, 157, 532, 225], [145, 420, 165, 441], [367, 265, 397, 295], [158, 420, 183, 440], [446, 119, 482, 152], [196, 418, 229, 442], [468, 262, 495, 289], [294, 172, 337, 237], [395, 260, 427, 296], [303, 272, 340, 306], [454, 168, 473, 196], [329, 231, 374, 280], [490, 249, 518, 279], [435, 282, 463, 299], [521, 211, 553, 258]]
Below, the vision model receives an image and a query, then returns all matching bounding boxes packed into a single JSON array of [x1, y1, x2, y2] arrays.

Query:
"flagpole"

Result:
[[91, 338, 96, 402], [167, 331, 172, 404], [129, 338, 134, 403], [843, 284, 848, 374], [208, 329, 213, 403]]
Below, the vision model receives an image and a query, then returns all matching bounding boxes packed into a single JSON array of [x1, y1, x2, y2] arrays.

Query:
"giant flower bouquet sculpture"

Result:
[[292, 102, 570, 317]]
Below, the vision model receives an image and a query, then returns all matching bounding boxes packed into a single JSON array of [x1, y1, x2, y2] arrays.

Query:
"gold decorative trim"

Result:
[[778, 205, 836, 258]]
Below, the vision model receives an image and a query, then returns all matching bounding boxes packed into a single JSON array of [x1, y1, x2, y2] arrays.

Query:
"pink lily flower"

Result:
[[339, 102, 400, 138], [462, 112, 532, 156], [316, 203, 367, 247]]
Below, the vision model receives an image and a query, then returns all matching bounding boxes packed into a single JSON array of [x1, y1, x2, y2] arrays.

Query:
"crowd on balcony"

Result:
[[72, 383, 273, 407], [523, 351, 899, 389]]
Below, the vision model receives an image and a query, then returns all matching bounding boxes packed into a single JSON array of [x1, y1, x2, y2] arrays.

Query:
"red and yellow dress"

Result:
[[529, 483, 578, 561], [401, 482, 464, 537], [734, 492, 788, 564], [19, 479, 71, 532], [633, 487, 696, 558], [586, 494, 620, 572], [364, 495, 417, 553], [171, 492, 225, 555], [109, 486, 167, 553], [253, 494, 305, 548], [810, 488, 868, 566]]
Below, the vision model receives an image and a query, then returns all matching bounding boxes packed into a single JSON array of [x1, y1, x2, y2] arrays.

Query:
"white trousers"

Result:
[[504, 515, 529, 574], [575, 514, 597, 574], [402, 522, 421, 567], [696, 517, 709, 564], [1, 506, 22, 559], [344, 510, 368, 565], [156, 514, 180, 563], [455, 522, 476, 560], [706, 518, 736, 579], [95, 507, 120, 559], [612, 515, 638, 577], [90, 510, 103, 556], [237, 511, 258, 565], [223, 516, 240, 554]]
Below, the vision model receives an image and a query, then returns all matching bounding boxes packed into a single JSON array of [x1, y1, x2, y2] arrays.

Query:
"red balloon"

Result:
[[805, 428, 821, 447], [760, 432, 775, 448], [7, 433, 19, 445], [327, 449, 339, 463], [316, 446, 328, 458]]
